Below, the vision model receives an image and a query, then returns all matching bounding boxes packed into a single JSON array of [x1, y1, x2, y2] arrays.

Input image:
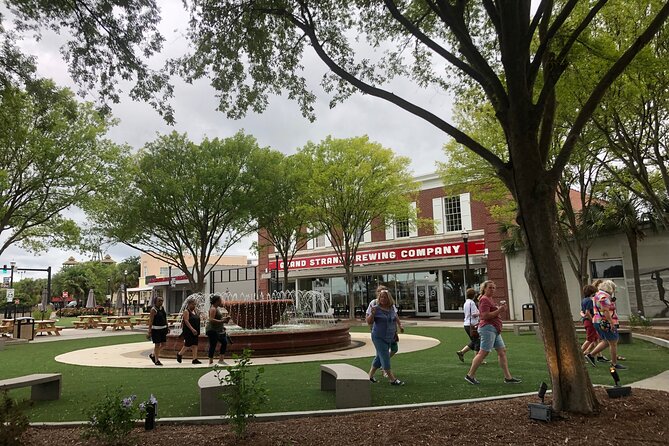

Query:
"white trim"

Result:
[[385, 221, 395, 241], [363, 224, 372, 243], [409, 202, 418, 237], [460, 192, 472, 231], [432, 197, 444, 234]]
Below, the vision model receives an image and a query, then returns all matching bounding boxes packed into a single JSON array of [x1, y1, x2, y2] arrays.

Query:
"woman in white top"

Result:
[[456, 288, 480, 362]]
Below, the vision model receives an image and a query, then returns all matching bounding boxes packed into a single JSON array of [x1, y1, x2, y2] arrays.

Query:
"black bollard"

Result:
[[144, 403, 156, 430]]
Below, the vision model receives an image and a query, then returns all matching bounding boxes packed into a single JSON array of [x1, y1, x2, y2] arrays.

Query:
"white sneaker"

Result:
[[382, 371, 388, 378]]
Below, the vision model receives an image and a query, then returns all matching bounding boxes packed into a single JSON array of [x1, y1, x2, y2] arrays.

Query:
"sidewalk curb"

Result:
[[28, 390, 542, 427]]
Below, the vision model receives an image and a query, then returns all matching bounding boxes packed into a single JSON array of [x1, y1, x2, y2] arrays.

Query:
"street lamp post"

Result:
[[9, 261, 15, 288], [123, 269, 128, 316], [462, 230, 470, 291], [274, 254, 279, 294], [107, 278, 111, 315]]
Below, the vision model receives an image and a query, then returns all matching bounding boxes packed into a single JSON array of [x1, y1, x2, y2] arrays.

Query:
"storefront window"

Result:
[[330, 277, 347, 310], [442, 269, 465, 311], [395, 273, 416, 312]]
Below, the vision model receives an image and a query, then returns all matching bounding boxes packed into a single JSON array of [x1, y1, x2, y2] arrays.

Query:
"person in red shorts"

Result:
[[580, 284, 598, 366]]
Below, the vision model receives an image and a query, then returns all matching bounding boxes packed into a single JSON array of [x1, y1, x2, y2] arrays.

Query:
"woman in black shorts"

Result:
[[177, 297, 201, 364]]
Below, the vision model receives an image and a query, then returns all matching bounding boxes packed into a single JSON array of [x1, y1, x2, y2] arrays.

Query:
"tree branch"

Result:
[[551, 1, 669, 181]]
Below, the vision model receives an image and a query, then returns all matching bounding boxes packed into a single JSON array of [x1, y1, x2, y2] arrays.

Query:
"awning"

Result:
[[127, 286, 154, 292]]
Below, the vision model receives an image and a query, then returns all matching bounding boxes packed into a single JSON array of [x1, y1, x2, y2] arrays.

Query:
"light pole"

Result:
[[123, 269, 128, 316], [274, 254, 279, 294], [9, 261, 15, 288], [462, 230, 470, 292], [107, 278, 111, 314]]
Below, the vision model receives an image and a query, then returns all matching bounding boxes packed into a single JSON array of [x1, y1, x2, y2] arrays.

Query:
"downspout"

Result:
[[505, 253, 517, 321]]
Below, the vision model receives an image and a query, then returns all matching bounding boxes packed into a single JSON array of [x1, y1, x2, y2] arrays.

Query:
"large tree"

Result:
[[254, 151, 315, 292], [0, 79, 125, 257], [172, 1, 669, 413], [300, 136, 416, 319], [88, 131, 271, 293]]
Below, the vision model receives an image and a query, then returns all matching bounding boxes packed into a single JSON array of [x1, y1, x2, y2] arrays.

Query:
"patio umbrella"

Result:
[[85, 289, 96, 308], [40, 289, 49, 319], [149, 287, 158, 308], [115, 289, 124, 315]]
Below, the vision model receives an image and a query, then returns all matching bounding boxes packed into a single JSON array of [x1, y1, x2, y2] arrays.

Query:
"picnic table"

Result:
[[73, 315, 102, 329], [0, 319, 13, 336], [34, 320, 63, 336], [99, 316, 134, 331]]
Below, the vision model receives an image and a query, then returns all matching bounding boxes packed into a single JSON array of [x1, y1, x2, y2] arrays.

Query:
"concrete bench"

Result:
[[0, 373, 61, 400], [512, 322, 539, 335], [320, 363, 371, 409], [618, 328, 632, 344], [198, 369, 231, 416]]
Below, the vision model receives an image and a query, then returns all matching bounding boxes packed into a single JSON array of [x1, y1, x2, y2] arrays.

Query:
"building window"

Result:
[[591, 259, 624, 279], [395, 219, 410, 238], [314, 234, 326, 248], [444, 196, 462, 232], [159, 267, 169, 276]]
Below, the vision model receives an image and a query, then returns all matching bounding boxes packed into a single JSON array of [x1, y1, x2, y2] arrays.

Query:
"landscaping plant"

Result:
[[0, 390, 29, 446], [218, 348, 268, 438], [82, 390, 156, 445]]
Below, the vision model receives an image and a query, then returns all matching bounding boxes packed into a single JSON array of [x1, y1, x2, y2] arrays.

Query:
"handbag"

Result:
[[470, 324, 479, 339]]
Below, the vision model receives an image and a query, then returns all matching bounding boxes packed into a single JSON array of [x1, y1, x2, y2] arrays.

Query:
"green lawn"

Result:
[[1, 326, 667, 421]]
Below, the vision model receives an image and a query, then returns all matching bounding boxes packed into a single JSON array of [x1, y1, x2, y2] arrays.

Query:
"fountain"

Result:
[[162, 291, 352, 357]]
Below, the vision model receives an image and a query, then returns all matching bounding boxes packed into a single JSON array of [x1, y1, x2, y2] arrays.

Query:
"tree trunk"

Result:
[[626, 231, 644, 315], [346, 267, 356, 320], [283, 264, 289, 294], [514, 173, 599, 414]]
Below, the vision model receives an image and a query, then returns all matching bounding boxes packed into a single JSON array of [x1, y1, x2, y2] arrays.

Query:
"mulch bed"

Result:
[[23, 388, 669, 445]]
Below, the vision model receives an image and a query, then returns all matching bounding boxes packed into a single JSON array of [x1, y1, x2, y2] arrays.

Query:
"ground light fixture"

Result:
[[606, 366, 632, 398], [528, 382, 552, 422]]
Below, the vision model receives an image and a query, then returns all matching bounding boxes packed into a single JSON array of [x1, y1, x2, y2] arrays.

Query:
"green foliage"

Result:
[[628, 312, 653, 329], [253, 151, 315, 290], [218, 349, 268, 438], [86, 131, 272, 292], [0, 390, 29, 446], [3, 0, 170, 122], [0, 79, 126, 258], [81, 391, 147, 446], [299, 136, 417, 316]]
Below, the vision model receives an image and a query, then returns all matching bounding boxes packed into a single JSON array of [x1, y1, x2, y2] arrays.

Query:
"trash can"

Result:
[[522, 303, 536, 322], [13, 317, 35, 341]]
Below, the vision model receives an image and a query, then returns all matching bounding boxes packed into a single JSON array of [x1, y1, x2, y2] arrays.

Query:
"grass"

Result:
[[1, 326, 667, 421]]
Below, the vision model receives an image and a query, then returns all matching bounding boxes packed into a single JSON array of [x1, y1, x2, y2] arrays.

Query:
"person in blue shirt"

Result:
[[580, 284, 598, 366], [365, 286, 404, 386]]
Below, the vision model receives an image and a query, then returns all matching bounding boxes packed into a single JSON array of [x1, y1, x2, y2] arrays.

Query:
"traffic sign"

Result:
[[6, 288, 14, 302], [2, 277, 9, 288]]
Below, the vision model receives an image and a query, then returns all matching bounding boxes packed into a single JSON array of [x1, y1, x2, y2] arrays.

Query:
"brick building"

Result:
[[257, 172, 510, 319]]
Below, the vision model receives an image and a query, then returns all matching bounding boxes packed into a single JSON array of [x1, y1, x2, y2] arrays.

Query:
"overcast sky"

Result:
[[4, 1, 455, 281]]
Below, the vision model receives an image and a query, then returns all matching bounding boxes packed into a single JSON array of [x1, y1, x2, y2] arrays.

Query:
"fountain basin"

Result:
[[163, 324, 351, 358]]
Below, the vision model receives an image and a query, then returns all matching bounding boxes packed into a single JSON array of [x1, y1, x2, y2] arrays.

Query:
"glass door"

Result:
[[416, 282, 439, 316]]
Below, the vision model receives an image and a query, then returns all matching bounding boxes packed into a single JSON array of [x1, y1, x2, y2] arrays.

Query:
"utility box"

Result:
[[522, 303, 536, 322], [13, 317, 35, 341]]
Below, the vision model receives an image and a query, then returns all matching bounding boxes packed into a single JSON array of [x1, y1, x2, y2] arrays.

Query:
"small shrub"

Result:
[[82, 391, 141, 445], [628, 311, 652, 329], [218, 348, 268, 438], [0, 390, 29, 446]]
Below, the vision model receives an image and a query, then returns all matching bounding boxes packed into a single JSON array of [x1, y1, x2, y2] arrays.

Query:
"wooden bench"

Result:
[[512, 322, 539, 335], [320, 363, 371, 409], [72, 321, 88, 329], [198, 370, 231, 416], [0, 373, 61, 400], [99, 322, 117, 331]]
